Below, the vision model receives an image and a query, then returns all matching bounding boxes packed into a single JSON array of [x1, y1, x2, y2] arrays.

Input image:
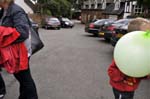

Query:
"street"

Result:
[[3, 21, 150, 99]]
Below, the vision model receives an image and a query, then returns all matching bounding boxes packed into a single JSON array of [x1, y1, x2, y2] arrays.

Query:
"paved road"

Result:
[[3, 21, 150, 99]]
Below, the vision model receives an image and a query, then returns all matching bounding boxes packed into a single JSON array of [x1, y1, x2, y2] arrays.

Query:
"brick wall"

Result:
[[81, 9, 108, 24]]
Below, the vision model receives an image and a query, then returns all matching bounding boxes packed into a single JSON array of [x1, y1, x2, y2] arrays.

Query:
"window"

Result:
[[102, 0, 106, 9], [91, 4, 95, 9], [97, 3, 102, 9], [133, 5, 143, 15], [125, 2, 130, 13], [85, 5, 89, 9], [114, 0, 120, 10]]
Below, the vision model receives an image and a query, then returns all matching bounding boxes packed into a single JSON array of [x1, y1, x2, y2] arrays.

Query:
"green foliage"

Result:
[[38, 0, 72, 17], [137, 0, 150, 7]]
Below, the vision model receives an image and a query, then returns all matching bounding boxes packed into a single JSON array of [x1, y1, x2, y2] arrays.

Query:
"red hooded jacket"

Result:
[[0, 26, 28, 73], [108, 60, 141, 92]]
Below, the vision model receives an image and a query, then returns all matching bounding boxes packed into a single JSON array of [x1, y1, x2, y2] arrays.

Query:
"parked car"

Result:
[[59, 18, 74, 28], [85, 19, 115, 36], [110, 19, 133, 46], [42, 17, 61, 29], [29, 18, 39, 33], [99, 19, 132, 41]]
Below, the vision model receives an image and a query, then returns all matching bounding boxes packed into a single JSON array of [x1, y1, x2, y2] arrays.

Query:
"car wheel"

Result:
[[93, 33, 98, 37], [104, 37, 110, 42], [45, 26, 48, 29]]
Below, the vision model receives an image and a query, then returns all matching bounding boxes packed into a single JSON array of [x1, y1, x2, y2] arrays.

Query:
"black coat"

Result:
[[0, 3, 30, 43]]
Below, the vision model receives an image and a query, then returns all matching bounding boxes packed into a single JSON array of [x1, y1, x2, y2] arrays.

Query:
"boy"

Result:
[[108, 17, 150, 99]]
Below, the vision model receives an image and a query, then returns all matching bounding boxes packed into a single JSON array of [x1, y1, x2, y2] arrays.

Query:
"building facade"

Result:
[[124, 0, 147, 18], [81, 0, 149, 23], [81, 0, 125, 23], [103, 0, 125, 20]]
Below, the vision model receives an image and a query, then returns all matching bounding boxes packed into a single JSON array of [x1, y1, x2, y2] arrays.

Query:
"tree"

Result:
[[37, 0, 71, 17], [36, 0, 52, 15], [137, 0, 150, 7]]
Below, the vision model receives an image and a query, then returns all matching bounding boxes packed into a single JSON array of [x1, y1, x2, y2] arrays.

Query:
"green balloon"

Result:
[[114, 31, 150, 77]]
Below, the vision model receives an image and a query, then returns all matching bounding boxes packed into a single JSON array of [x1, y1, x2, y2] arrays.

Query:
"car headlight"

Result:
[[65, 22, 69, 25]]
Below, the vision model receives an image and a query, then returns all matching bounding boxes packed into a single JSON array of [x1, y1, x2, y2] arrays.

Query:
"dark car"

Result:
[[59, 18, 74, 28], [99, 19, 132, 41], [110, 19, 133, 46], [85, 19, 115, 36], [29, 18, 39, 33], [42, 17, 61, 29]]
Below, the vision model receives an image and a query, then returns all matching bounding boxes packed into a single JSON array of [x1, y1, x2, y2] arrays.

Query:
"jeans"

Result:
[[112, 88, 134, 99], [0, 68, 38, 99]]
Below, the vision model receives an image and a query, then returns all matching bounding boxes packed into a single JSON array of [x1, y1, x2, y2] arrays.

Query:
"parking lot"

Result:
[[3, 21, 150, 99]]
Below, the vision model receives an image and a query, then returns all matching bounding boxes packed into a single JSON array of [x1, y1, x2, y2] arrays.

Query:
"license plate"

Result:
[[99, 32, 104, 35], [52, 25, 57, 27], [116, 33, 123, 38]]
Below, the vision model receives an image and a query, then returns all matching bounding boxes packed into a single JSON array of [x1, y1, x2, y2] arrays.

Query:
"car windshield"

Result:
[[114, 19, 130, 24], [94, 19, 114, 24], [62, 18, 70, 21], [48, 18, 59, 22], [94, 19, 106, 24]]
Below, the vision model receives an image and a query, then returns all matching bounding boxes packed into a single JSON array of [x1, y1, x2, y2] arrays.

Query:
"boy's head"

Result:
[[128, 17, 150, 32]]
